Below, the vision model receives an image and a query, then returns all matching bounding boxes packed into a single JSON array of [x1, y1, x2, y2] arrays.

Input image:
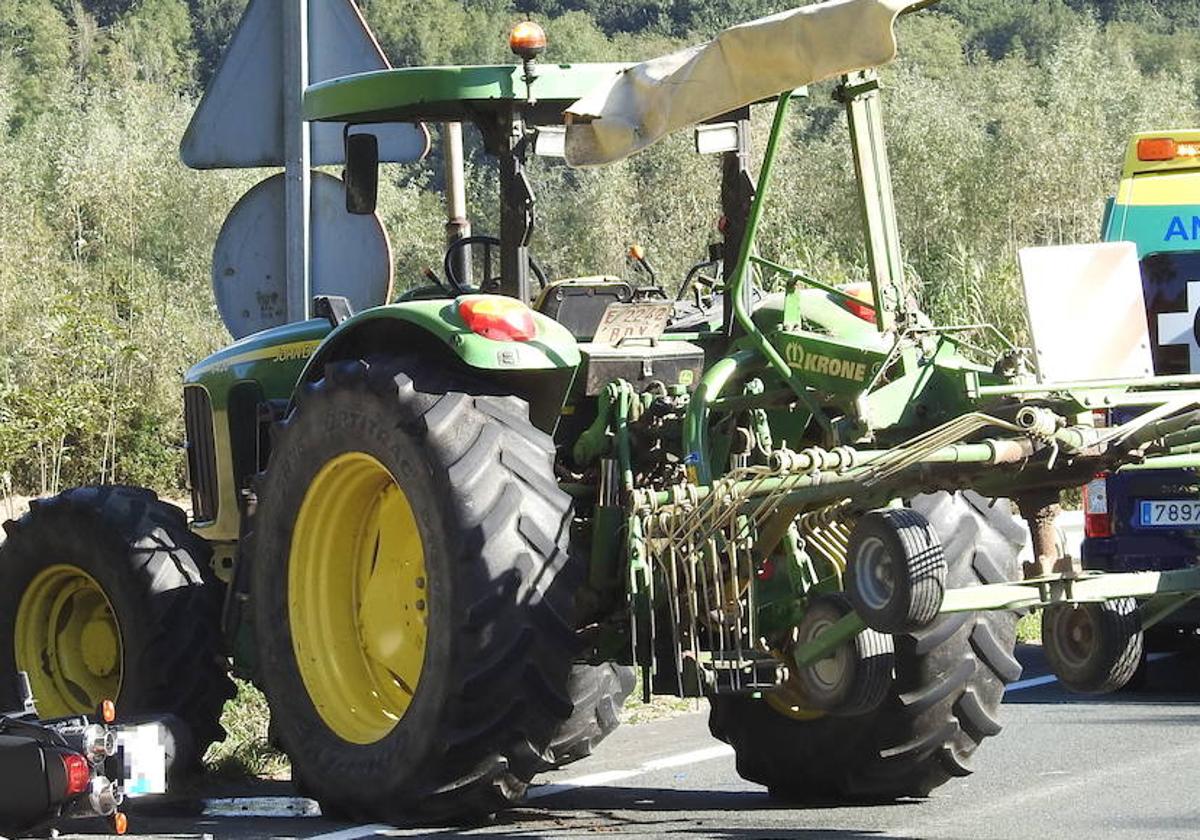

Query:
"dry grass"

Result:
[[619, 670, 698, 725]]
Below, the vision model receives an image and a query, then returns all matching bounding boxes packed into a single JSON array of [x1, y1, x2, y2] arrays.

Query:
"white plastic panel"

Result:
[[1018, 241, 1153, 382]]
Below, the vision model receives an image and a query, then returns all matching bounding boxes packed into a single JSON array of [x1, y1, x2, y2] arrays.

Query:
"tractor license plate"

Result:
[[1138, 500, 1200, 527], [593, 302, 673, 346]]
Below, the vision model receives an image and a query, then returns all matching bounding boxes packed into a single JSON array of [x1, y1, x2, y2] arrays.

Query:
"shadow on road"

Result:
[[417, 786, 924, 839], [120, 786, 923, 839], [1007, 642, 1200, 706]]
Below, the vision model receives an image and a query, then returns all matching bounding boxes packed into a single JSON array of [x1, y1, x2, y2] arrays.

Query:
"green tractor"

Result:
[[8, 0, 1200, 824]]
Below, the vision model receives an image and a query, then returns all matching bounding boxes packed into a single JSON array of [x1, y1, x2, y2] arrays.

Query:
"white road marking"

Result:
[[201, 796, 321, 818], [306, 824, 395, 840], [1006, 673, 1059, 692], [526, 744, 735, 800]]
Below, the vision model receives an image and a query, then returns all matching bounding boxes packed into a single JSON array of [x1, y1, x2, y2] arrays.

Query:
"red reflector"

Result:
[[1083, 474, 1112, 538], [1085, 512, 1112, 539], [1138, 138, 1178, 161], [457, 296, 537, 342], [844, 298, 877, 323], [61, 752, 91, 796], [839, 282, 877, 324]]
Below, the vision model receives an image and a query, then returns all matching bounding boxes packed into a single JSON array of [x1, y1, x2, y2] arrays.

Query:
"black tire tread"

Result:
[[846, 508, 947, 633], [253, 355, 580, 824], [1042, 598, 1143, 694], [546, 663, 636, 767], [711, 490, 1022, 802], [0, 486, 233, 760]]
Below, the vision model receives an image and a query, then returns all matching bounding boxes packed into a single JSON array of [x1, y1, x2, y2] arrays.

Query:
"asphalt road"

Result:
[[49, 643, 1200, 840]]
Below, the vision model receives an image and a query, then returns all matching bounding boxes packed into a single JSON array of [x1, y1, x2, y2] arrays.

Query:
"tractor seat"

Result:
[[534, 276, 634, 340]]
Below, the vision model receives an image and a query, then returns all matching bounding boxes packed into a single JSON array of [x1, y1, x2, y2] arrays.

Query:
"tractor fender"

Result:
[[296, 296, 581, 431]]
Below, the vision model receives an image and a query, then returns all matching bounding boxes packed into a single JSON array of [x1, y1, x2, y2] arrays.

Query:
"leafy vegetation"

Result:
[[0, 0, 1198, 495], [205, 678, 289, 779]]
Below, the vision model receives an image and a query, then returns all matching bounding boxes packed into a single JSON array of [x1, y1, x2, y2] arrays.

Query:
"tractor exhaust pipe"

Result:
[[444, 122, 472, 286]]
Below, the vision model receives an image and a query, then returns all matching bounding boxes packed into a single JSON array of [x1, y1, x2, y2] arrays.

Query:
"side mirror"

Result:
[[345, 131, 379, 215]]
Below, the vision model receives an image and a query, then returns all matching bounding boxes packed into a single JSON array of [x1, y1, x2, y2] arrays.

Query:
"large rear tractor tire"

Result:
[[710, 491, 1023, 801], [250, 356, 581, 823], [0, 487, 233, 766], [548, 663, 636, 767]]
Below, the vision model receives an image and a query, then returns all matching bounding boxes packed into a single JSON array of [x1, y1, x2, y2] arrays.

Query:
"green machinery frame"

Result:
[[614, 71, 1200, 676]]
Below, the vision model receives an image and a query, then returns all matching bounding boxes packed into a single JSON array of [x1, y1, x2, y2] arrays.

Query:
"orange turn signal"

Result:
[[114, 812, 128, 835], [1138, 138, 1178, 161], [627, 244, 645, 261], [101, 699, 116, 723], [458, 296, 537, 342], [509, 21, 547, 60], [1137, 137, 1200, 162]]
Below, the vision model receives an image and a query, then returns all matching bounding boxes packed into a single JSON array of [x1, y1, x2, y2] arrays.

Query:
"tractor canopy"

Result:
[[303, 62, 629, 127], [563, 0, 932, 166]]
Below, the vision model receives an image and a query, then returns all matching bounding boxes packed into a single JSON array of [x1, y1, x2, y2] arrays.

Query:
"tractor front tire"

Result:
[[0, 487, 233, 766], [250, 355, 581, 823], [710, 491, 1023, 801]]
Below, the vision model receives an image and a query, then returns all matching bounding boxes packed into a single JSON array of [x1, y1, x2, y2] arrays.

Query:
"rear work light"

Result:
[[457, 296, 537, 342], [61, 752, 92, 797], [1083, 473, 1112, 539], [1137, 137, 1200, 162]]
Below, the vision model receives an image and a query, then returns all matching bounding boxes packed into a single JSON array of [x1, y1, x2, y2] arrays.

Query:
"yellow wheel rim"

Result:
[[766, 647, 828, 721], [289, 452, 429, 744], [15, 565, 123, 718]]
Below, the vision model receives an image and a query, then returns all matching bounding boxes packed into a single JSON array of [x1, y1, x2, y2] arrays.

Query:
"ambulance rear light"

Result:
[[1083, 473, 1112, 539], [1137, 137, 1200, 162]]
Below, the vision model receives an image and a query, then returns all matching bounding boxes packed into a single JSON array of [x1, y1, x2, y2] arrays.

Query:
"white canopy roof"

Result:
[[564, 0, 918, 167]]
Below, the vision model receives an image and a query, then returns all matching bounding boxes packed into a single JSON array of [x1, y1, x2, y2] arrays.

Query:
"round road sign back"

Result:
[[213, 171, 393, 338]]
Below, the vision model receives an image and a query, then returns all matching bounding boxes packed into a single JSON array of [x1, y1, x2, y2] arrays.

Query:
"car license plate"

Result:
[[1138, 499, 1200, 527], [117, 722, 169, 797], [593, 302, 673, 345]]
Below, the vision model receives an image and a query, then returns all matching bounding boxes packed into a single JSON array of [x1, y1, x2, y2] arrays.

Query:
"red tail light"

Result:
[[1083, 474, 1112, 538], [61, 752, 92, 797], [457, 296, 537, 342]]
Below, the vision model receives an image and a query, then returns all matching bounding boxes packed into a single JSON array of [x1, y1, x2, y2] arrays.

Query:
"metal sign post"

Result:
[[181, 0, 430, 337], [283, 0, 312, 323]]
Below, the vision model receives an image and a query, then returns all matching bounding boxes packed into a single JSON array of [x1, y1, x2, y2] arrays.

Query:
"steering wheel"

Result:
[[443, 235, 548, 296]]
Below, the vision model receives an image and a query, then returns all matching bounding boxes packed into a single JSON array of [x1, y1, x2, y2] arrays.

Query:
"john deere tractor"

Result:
[[8, 0, 1200, 824]]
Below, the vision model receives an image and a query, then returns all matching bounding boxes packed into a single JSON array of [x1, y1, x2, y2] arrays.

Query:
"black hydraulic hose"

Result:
[[1124, 409, 1200, 450]]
